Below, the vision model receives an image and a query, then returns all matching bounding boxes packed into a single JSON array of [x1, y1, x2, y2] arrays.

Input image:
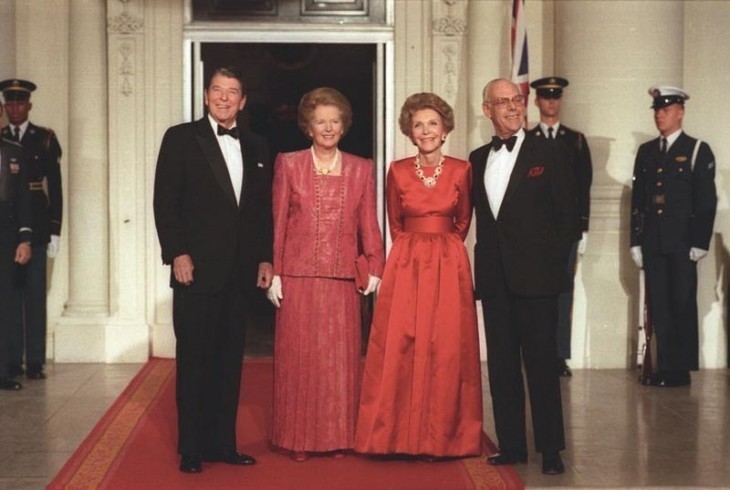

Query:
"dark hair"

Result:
[[206, 66, 246, 94], [398, 92, 455, 137], [297, 87, 353, 136]]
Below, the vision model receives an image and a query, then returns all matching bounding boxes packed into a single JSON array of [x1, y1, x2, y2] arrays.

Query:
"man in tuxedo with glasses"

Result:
[[470, 78, 577, 475]]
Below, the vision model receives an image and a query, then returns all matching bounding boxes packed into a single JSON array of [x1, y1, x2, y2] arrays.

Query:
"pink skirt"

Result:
[[271, 276, 362, 452]]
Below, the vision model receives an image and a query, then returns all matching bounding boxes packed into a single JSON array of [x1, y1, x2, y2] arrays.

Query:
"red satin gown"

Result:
[[355, 156, 483, 457]]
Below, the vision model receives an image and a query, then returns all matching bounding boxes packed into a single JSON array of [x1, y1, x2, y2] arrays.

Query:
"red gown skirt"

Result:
[[355, 227, 483, 456]]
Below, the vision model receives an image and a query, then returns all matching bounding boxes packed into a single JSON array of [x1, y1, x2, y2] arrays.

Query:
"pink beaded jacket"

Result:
[[272, 149, 384, 280]]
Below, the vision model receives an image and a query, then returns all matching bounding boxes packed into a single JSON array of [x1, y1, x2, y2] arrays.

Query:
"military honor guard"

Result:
[[0, 79, 63, 381], [630, 86, 717, 387], [0, 106, 33, 390], [529, 77, 593, 377]]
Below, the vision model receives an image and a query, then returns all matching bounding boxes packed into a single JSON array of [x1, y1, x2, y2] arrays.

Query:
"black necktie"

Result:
[[13, 126, 21, 142], [547, 127, 554, 139], [492, 135, 517, 152], [660, 137, 667, 154], [217, 124, 239, 139]]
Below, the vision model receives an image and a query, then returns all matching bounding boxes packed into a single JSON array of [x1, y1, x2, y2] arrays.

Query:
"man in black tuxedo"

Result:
[[153, 66, 273, 473], [470, 78, 577, 475], [630, 86, 716, 388], [529, 76, 593, 378]]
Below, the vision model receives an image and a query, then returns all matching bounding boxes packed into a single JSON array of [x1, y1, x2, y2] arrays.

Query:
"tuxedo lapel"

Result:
[[501, 136, 533, 211], [194, 119, 238, 209], [473, 146, 495, 221], [239, 131, 258, 209]]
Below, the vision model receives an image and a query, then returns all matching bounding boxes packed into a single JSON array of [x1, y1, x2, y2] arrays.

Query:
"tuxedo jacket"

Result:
[[630, 131, 716, 254], [271, 149, 384, 280], [153, 118, 273, 295], [529, 123, 592, 234], [1, 123, 62, 244], [470, 133, 578, 298]]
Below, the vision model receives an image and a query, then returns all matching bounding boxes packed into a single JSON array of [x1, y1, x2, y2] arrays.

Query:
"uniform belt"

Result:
[[403, 216, 455, 233], [29, 182, 44, 191]]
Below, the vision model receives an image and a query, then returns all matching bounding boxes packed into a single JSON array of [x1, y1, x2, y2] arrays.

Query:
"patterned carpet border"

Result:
[[48, 358, 523, 490], [48, 359, 174, 489]]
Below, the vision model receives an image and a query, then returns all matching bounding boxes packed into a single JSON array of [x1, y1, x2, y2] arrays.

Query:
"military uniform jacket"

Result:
[[1, 122, 63, 245], [0, 137, 33, 243], [630, 131, 716, 254], [530, 123, 592, 233]]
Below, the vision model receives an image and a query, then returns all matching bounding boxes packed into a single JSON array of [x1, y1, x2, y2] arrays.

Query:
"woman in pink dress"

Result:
[[355, 93, 483, 458], [267, 87, 384, 462]]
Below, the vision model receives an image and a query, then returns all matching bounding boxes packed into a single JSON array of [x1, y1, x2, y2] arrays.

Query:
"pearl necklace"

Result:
[[414, 154, 445, 189], [311, 147, 340, 175]]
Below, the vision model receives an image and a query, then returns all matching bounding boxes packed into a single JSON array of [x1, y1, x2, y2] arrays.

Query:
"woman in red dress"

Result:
[[355, 93, 483, 458], [267, 87, 384, 462]]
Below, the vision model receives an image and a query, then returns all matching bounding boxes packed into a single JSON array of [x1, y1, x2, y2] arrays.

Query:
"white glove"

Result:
[[630, 246, 643, 268], [577, 232, 588, 255], [361, 275, 381, 296], [267, 275, 283, 308], [689, 247, 708, 262], [47, 235, 60, 258]]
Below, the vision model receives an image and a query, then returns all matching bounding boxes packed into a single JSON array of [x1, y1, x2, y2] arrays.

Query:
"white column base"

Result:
[[53, 318, 149, 363]]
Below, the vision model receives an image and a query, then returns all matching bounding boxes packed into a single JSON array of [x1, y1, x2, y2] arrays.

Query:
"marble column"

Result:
[[54, 0, 112, 361]]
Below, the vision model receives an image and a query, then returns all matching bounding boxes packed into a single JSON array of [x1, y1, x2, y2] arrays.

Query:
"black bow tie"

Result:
[[217, 124, 239, 139], [492, 135, 517, 152]]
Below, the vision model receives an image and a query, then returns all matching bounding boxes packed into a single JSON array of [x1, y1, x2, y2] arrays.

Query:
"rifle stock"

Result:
[[639, 273, 654, 384]]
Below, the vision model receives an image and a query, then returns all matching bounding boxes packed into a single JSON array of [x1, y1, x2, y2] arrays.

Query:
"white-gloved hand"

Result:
[[361, 275, 381, 296], [689, 247, 708, 262], [47, 235, 60, 258], [267, 275, 283, 308], [577, 232, 588, 255], [630, 246, 643, 268]]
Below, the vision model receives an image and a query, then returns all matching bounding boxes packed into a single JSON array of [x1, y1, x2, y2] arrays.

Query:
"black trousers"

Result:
[[643, 248, 699, 372], [556, 240, 578, 360], [482, 277, 565, 454], [0, 225, 16, 379], [10, 244, 48, 366], [172, 279, 248, 458]]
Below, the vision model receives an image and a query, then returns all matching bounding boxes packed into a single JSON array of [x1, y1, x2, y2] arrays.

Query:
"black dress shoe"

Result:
[[558, 359, 572, 377], [179, 456, 202, 473], [7, 363, 24, 377], [647, 371, 690, 388], [542, 452, 565, 475], [202, 451, 256, 466], [26, 366, 46, 380], [0, 378, 23, 390], [487, 450, 527, 465]]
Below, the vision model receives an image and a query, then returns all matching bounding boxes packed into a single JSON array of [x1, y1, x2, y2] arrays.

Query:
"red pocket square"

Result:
[[527, 166, 545, 177]]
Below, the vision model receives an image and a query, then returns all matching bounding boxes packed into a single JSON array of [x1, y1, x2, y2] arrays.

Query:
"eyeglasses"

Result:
[[484, 95, 525, 107]]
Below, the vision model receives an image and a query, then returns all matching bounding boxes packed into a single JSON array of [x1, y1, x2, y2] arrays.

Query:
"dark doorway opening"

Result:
[[199, 43, 377, 356]]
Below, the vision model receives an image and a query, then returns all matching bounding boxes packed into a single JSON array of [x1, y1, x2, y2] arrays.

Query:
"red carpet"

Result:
[[48, 358, 523, 490]]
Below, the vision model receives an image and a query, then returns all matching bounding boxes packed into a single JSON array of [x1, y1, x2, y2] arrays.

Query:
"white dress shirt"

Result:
[[208, 114, 243, 204], [539, 121, 560, 139], [662, 128, 682, 152], [484, 128, 526, 218], [11, 120, 29, 141]]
